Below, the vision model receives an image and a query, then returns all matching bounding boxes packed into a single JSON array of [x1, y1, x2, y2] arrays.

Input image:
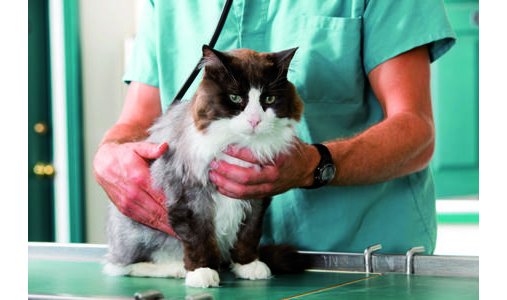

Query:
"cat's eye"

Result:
[[229, 94, 242, 103], [265, 96, 276, 104]]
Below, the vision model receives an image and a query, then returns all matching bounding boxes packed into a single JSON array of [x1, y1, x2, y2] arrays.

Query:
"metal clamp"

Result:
[[406, 246, 425, 274], [364, 244, 382, 273], [134, 290, 214, 300], [134, 290, 165, 300], [186, 293, 214, 300]]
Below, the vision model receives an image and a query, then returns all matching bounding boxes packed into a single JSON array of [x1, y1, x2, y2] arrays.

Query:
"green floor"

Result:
[[28, 258, 478, 299]]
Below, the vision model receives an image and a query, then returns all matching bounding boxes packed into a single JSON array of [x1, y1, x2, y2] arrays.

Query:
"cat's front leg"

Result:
[[230, 198, 272, 280], [169, 196, 221, 288], [182, 236, 220, 288]]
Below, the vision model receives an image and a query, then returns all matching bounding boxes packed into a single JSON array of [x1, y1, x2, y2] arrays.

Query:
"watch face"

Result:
[[321, 164, 336, 181]]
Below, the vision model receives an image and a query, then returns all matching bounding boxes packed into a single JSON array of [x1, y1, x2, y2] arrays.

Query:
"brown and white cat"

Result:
[[104, 45, 307, 288]]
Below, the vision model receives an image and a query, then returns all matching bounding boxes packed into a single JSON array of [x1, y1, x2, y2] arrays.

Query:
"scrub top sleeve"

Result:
[[363, 0, 457, 75], [123, 0, 159, 87]]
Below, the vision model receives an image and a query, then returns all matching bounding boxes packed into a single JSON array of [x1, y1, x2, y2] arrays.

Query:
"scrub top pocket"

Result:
[[292, 16, 364, 104]]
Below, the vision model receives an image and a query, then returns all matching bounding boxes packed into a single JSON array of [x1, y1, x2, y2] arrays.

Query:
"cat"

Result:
[[104, 45, 308, 288]]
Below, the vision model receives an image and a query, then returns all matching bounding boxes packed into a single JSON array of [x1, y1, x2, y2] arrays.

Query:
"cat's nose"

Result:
[[248, 118, 261, 128]]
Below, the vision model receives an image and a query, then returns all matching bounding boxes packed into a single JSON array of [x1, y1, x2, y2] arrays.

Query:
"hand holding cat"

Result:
[[93, 141, 179, 238], [209, 141, 320, 199]]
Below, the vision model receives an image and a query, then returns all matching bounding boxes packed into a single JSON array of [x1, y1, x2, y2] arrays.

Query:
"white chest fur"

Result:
[[182, 97, 298, 261], [212, 192, 252, 261]]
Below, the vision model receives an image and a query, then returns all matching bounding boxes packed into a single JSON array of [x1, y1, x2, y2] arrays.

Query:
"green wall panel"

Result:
[[430, 1, 479, 198]]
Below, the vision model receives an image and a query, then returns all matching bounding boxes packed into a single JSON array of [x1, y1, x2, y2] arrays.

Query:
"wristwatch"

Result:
[[303, 143, 336, 189]]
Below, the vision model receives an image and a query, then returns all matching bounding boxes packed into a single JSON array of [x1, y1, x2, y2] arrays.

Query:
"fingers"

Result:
[[209, 145, 283, 199], [112, 182, 170, 228], [210, 159, 278, 185], [123, 187, 178, 238], [223, 145, 263, 165], [209, 161, 278, 199], [209, 145, 305, 199], [133, 142, 168, 159], [127, 164, 166, 204], [94, 141, 178, 237], [121, 183, 167, 218], [209, 170, 273, 199]]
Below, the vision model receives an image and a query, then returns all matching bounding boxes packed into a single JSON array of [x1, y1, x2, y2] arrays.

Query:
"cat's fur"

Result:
[[104, 46, 307, 288]]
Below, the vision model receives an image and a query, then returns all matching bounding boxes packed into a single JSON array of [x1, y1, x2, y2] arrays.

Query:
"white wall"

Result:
[[80, 0, 141, 243], [434, 199, 479, 256], [434, 224, 479, 256]]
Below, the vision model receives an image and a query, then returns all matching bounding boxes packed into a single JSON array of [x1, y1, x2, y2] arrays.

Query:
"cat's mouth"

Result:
[[242, 131, 257, 138], [244, 127, 262, 137]]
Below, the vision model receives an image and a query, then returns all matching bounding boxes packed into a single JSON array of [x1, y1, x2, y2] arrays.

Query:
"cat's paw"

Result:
[[185, 268, 220, 288], [231, 259, 272, 280], [129, 262, 187, 278], [103, 262, 131, 276], [168, 262, 187, 278]]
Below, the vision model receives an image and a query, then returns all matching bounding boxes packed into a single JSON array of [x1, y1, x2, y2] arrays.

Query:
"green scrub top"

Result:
[[124, 0, 456, 254]]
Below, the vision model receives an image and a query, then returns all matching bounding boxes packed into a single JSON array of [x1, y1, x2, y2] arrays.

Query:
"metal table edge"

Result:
[[29, 243, 479, 277]]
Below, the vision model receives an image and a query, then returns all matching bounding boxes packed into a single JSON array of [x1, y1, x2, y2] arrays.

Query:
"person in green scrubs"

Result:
[[94, 0, 456, 254]]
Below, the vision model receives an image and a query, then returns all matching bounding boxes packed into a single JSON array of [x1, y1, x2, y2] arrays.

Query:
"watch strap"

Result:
[[303, 143, 336, 190]]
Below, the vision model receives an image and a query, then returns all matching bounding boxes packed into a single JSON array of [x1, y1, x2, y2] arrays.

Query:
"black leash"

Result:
[[172, 0, 234, 103]]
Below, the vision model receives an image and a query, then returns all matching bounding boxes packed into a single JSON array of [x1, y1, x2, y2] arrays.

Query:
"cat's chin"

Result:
[[237, 127, 274, 139], [240, 131, 258, 138], [237, 133, 274, 148]]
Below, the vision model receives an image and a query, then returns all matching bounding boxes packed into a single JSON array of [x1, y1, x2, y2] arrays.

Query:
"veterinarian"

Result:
[[94, 0, 455, 254]]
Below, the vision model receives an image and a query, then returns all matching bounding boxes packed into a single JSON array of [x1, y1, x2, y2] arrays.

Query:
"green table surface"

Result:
[[28, 258, 478, 300]]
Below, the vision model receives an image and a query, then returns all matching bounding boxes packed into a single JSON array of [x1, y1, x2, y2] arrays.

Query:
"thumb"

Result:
[[133, 142, 168, 159]]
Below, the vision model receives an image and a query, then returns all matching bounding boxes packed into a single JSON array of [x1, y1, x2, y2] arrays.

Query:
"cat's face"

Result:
[[191, 46, 303, 140]]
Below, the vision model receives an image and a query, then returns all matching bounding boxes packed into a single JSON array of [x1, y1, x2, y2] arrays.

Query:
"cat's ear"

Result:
[[200, 45, 227, 69], [273, 47, 298, 73]]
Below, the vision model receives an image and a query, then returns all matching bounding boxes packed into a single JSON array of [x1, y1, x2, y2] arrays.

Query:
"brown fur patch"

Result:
[[168, 188, 221, 272], [182, 238, 221, 272], [191, 47, 303, 132], [229, 198, 271, 265], [258, 244, 311, 274], [280, 82, 304, 122], [190, 79, 233, 131]]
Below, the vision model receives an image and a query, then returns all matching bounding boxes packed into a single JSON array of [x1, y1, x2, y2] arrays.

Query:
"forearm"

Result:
[[210, 46, 435, 196], [325, 112, 435, 186], [99, 123, 150, 147], [98, 82, 162, 147]]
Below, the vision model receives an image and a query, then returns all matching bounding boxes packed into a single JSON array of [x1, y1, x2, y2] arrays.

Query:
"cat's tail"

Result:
[[258, 244, 312, 274]]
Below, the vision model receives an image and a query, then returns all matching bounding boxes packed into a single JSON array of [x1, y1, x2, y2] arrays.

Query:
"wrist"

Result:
[[99, 123, 149, 147], [301, 143, 337, 189], [300, 144, 321, 188]]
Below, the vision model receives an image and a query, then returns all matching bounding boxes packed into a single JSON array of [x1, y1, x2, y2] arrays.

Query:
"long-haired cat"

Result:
[[104, 45, 307, 288]]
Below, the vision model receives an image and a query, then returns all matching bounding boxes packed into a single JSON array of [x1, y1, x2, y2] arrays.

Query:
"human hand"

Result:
[[208, 141, 320, 199], [93, 141, 179, 238]]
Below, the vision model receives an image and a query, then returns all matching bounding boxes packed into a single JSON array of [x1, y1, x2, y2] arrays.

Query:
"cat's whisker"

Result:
[[221, 65, 239, 87]]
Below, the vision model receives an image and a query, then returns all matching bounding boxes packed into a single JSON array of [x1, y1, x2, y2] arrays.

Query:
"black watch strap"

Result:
[[303, 143, 336, 190]]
